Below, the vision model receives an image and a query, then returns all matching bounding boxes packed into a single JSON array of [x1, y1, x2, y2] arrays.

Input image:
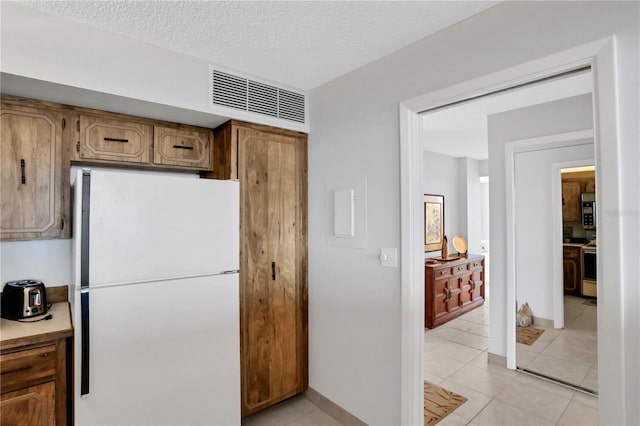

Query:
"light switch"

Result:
[[334, 189, 355, 237], [379, 248, 398, 268]]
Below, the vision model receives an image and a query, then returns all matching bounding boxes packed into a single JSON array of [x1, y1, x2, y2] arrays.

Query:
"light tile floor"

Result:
[[242, 286, 599, 426], [425, 284, 599, 426], [241, 394, 344, 426], [517, 295, 598, 392]]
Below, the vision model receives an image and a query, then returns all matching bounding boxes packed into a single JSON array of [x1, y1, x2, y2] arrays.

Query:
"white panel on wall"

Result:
[[325, 177, 367, 249], [333, 189, 355, 237]]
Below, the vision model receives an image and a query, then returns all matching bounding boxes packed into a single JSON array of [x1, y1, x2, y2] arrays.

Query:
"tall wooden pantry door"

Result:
[[238, 126, 308, 417]]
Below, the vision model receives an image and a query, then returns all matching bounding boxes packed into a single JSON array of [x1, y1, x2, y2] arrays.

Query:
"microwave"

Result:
[[581, 193, 596, 229]]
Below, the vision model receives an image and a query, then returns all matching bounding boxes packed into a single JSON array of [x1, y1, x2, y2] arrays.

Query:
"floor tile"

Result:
[[437, 379, 492, 421], [465, 324, 490, 338], [494, 373, 573, 423], [424, 371, 445, 384], [446, 364, 513, 397], [571, 391, 599, 409], [436, 412, 468, 426], [557, 400, 599, 425], [442, 318, 477, 331], [447, 330, 489, 351], [428, 326, 463, 340], [242, 395, 318, 426], [580, 367, 598, 391], [430, 341, 483, 363], [526, 353, 592, 385], [472, 399, 554, 426], [424, 353, 466, 378], [289, 408, 342, 426]]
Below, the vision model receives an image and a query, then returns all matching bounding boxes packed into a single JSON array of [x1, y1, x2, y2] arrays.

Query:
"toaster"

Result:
[[1, 280, 48, 320]]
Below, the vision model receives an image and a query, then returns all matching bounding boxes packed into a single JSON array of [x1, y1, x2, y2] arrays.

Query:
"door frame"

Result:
[[550, 153, 596, 329], [505, 130, 595, 366], [399, 37, 622, 425]]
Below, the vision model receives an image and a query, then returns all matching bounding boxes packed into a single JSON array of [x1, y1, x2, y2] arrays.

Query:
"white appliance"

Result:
[[70, 169, 240, 425]]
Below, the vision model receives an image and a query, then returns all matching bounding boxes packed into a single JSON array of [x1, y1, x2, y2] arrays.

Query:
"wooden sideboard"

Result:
[[425, 254, 485, 329]]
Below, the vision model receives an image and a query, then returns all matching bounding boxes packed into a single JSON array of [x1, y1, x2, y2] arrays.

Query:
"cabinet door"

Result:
[[79, 115, 151, 164], [1, 104, 70, 240], [459, 272, 473, 307], [0, 381, 55, 426], [562, 182, 582, 222], [153, 126, 212, 170], [470, 268, 484, 302], [447, 276, 462, 313], [238, 127, 307, 416], [433, 278, 449, 322]]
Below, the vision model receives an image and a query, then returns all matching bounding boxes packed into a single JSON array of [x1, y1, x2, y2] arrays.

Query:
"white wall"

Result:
[[514, 143, 594, 321], [492, 95, 594, 322], [309, 2, 638, 424], [488, 94, 594, 336], [464, 158, 483, 255], [423, 151, 465, 257]]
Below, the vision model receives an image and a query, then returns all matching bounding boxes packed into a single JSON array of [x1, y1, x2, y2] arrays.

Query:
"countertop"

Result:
[[0, 302, 73, 350], [563, 242, 587, 248]]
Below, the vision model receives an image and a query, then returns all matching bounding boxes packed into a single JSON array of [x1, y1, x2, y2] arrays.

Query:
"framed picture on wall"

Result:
[[424, 194, 444, 252]]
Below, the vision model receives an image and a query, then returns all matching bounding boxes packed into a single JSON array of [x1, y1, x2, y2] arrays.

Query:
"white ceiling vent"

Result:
[[211, 69, 306, 125]]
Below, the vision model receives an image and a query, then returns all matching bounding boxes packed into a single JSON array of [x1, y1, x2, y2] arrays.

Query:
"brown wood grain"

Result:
[[233, 123, 308, 417], [79, 115, 152, 164], [3, 94, 215, 173], [45, 286, 68, 304], [0, 381, 55, 426], [1, 103, 70, 241], [152, 125, 212, 170], [425, 255, 485, 328]]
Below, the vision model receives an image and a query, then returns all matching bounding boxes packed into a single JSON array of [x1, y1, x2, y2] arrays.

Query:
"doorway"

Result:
[[399, 39, 623, 426], [511, 141, 598, 394]]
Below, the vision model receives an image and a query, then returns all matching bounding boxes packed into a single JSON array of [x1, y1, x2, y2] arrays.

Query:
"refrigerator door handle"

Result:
[[80, 290, 90, 396], [80, 170, 92, 396]]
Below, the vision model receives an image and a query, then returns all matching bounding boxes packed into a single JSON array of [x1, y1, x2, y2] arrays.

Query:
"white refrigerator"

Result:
[[70, 169, 240, 425]]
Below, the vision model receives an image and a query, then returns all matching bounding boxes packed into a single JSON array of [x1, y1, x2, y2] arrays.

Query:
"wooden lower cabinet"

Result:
[[563, 245, 582, 295], [1, 382, 55, 426], [425, 255, 485, 329], [206, 120, 308, 418], [0, 340, 68, 426]]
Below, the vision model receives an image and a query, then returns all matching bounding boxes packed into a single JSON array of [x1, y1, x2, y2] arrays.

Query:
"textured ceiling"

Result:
[[19, 1, 500, 91]]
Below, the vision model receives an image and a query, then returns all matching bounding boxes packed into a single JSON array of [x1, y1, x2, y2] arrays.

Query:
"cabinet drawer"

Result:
[[468, 260, 483, 270], [1, 345, 56, 393], [433, 268, 451, 278], [452, 264, 468, 274], [563, 248, 581, 259], [79, 115, 152, 164], [153, 126, 212, 170]]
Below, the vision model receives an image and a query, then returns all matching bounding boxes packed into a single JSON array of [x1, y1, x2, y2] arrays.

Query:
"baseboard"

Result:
[[305, 387, 367, 426], [487, 352, 507, 367], [533, 316, 553, 329]]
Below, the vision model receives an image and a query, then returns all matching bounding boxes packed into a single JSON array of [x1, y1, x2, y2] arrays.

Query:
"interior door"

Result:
[[239, 127, 304, 416]]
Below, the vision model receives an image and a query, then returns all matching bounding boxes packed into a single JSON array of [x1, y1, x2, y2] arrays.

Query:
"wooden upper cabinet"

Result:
[[562, 181, 582, 222], [1, 102, 71, 241], [79, 115, 152, 164], [153, 126, 212, 170], [585, 179, 596, 193]]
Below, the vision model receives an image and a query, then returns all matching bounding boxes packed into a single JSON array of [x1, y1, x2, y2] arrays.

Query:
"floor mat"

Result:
[[516, 326, 545, 345], [424, 382, 467, 426]]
